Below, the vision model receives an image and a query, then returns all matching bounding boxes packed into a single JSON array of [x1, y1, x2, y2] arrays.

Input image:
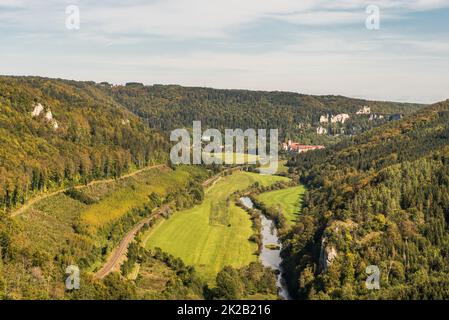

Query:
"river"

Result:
[[239, 197, 292, 300]]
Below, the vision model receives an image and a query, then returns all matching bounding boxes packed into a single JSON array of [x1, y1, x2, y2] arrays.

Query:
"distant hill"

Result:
[[284, 99, 449, 299], [0, 76, 168, 212], [107, 84, 424, 144]]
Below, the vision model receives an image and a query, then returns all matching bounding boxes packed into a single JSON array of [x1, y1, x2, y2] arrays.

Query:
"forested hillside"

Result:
[[0, 76, 168, 212], [107, 84, 423, 144], [283, 100, 449, 299]]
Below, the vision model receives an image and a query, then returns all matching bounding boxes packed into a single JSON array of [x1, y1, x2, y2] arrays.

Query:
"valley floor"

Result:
[[142, 171, 289, 284]]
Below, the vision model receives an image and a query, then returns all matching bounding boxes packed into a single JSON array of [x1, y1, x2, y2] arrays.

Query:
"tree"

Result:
[[214, 266, 244, 300]]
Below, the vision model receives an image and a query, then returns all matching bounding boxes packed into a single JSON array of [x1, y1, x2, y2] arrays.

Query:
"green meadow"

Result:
[[255, 185, 305, 226], [143, 171, 289, 283]]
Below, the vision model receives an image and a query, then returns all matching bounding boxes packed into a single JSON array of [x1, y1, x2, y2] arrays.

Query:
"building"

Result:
[[282, 140, 325, 154]]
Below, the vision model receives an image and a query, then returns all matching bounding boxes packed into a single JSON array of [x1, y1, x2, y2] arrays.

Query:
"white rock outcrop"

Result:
[[31, 104, 59, 131], [320, 115, 329, 124], [319, 238, 338, 272], [331, 114, 350, 124], [45, 110, 53, 121], [356, 106, 371, 115], [317, 126, 327, 135]]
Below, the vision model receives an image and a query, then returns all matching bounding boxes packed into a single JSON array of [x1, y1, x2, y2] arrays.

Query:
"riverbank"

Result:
[[240, 196, 292, 300]]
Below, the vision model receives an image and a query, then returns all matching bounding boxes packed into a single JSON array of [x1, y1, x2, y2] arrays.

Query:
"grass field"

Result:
[[255, 185, 305, 226], [143, 171, 289, 283]]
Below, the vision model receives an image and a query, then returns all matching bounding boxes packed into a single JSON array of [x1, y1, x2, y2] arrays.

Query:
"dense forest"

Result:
[[0, 77, 168, 212], [107, 83, 423, 145], [283, 100, 449, 299]]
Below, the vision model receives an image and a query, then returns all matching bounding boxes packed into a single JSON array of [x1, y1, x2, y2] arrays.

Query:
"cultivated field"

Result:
[[255, 185, 305, 226], [143, 171, 289, 283]]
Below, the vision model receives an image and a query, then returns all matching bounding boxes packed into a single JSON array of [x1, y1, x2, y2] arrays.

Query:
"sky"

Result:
[[0, 0, 448, 103]]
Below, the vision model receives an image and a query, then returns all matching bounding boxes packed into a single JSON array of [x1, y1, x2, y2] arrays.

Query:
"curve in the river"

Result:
[[240, 197, 292, 300]]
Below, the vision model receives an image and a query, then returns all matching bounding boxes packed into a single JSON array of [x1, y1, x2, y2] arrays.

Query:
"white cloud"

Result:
[[1, 0, 449, 38], [0, 0, 448, 103]]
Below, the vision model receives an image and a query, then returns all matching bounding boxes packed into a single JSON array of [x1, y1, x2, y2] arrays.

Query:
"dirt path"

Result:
[[94, 206, 169, 280], [11, 164, 167, 217]]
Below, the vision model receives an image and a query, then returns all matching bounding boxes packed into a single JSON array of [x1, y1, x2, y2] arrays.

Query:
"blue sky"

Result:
[[0, 0, 448, 103]]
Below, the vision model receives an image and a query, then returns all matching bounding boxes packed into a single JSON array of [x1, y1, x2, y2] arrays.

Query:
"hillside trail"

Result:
[[10, 164, 167, 217]]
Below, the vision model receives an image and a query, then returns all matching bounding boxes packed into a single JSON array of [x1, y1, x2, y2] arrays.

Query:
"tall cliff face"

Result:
[[319, 239, 338, 273], [318, 220, 357, 273]]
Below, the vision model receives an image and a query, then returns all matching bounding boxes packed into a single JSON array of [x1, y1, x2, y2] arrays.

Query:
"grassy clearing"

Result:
[[13, 165, 208, 275], [255, 185, 305, 226], [143, 171, 289, 284]]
